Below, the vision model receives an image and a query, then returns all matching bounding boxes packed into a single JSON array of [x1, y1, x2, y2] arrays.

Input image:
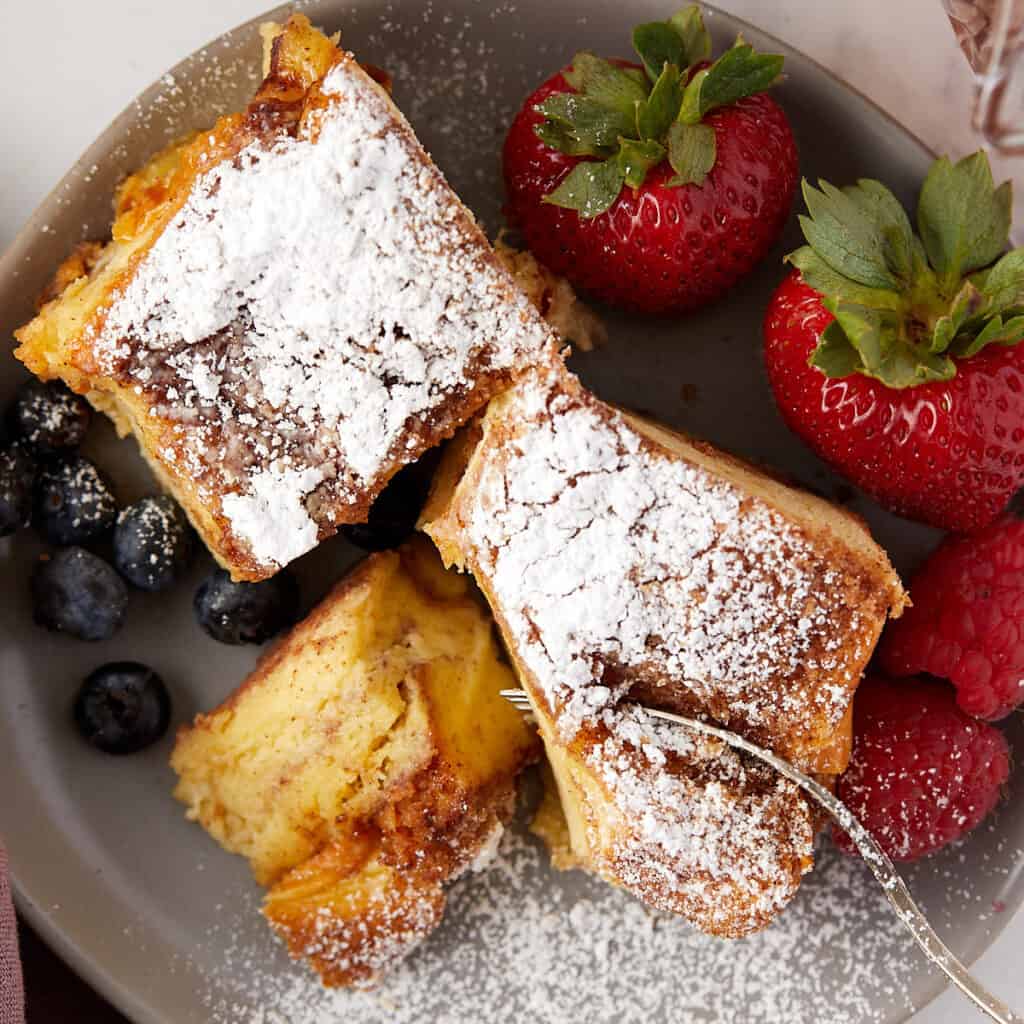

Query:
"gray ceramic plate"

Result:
[[1, 3, 1022, 1023]]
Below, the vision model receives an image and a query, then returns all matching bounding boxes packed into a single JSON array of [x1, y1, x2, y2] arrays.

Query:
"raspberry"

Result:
[[878, 516, 1024, 720], [832, 677, 1009, 862]]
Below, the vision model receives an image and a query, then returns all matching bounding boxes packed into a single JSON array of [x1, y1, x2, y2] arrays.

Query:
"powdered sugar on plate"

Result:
[[201, 826, 923, 1024], [90, 53, 553, 573]]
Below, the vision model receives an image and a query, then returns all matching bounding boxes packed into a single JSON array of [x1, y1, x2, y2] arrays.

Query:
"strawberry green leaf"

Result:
[[951, 314, 1024, 359], [668, 6, 712, 65], [633, 6, 713, 83], [677, 67, 709, 124], [843, 178, 915, 284], [619, 137, 667, 189], [543, 158, 626, 219], [930, 318, 956, 355], [633, 22, 688, 83], [975, 248, 1024, 314], [917, 152, 1012, 290], [824, 300, 955, 387], [694, 41, 784, 117], [667, 121, 716, 186], [537, 93, 636, 151], [930, 279, 985, 353], [637, 64, 684, 140], [563, 52, 650, 117], [809, 321, 865, 378], [799, 179, 906, 290], [981, 313, 1024, 346], [787, 247, 903, 310], [534, 120, 612, 157]]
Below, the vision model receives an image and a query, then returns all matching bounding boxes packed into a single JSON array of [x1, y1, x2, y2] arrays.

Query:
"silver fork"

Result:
[[499, 688, 1021, 1024]]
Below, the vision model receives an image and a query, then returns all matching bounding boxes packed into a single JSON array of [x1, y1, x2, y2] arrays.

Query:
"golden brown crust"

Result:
[[264, 832, 447, 989], [265, 768, 521, 987], [451, 557, 817, 937], [36, 242, 106, 307], [15, 22, 340, 580]]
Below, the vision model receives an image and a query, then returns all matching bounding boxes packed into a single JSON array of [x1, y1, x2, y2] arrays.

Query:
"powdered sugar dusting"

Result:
[[466, 368, 874, 751], [90, 55, 553, 573], [220, 463, 324, 566], [589, 706, 814, 928], [200, 828, 922, 1024]]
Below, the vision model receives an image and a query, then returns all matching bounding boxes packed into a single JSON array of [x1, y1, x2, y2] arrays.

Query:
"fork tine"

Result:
[[499, 688, 533, 712]]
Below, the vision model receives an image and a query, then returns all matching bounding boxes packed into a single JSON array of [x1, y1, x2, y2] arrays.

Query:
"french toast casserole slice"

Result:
[[422, 359, 907, 937], [15, 15, 556, 580], [171, 539, 538, 987]]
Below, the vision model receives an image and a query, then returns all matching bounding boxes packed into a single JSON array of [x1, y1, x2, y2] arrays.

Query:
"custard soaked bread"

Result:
[[15, 16, 555, 581], [171, 539, 538, 986], [422, 362, 906, 936]]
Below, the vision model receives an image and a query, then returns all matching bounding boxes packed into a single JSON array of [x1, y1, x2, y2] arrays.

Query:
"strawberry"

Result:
[[764, 152, 1024, 532], [502, 6, 798, 314]]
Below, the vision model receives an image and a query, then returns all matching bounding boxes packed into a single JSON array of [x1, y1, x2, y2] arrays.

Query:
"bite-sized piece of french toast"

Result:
[[492, 237, 607, 353], [421, 361, 906, 936], [15, 15, 556, 581], [542, 704, 818, 935], [171, 538, 538, 987]]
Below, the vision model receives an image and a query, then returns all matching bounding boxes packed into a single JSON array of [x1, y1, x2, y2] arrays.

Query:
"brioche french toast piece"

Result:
[[15, 15, 556, 581], [171, 538, 538, 986], [421, 361, 906, 935]]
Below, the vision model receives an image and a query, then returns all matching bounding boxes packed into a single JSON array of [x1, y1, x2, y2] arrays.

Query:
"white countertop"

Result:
[[1, 1, 1020, 1022]]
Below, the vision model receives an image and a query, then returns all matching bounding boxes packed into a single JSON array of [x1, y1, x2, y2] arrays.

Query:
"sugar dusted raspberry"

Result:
[[879, 516, 1024, 720], [833, 676, 1009, 862]]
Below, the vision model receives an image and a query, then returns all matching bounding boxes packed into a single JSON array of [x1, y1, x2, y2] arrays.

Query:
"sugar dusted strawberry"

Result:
[[833, 676, 1009, 862], [502, 6, 798, 314], [764, 152, 1024, 532], [880, 516, 1024, 720]]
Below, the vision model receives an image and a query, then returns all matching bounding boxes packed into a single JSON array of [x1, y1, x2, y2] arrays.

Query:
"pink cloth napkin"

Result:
[[0, 843, 25, 1024]]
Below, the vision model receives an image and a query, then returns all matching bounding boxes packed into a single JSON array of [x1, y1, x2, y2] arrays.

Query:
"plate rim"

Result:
[[3, 4, 1012, 1024]]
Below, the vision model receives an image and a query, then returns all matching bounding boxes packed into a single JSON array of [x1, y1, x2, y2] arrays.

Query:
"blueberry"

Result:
[[340, 449, 441, 552], [194, 568, 298, 644], [9, 380, 90, 454], [31, 546, 128, 641], [34, 454, 117, 545], [73, 662, 171, 754], [113, 495, 194, 591], [0, 442, 38, 537]]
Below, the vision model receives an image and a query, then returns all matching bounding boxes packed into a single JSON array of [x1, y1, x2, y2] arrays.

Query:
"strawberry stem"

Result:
[[536, 5, 785, 215], [792, 152, 1023, 389]]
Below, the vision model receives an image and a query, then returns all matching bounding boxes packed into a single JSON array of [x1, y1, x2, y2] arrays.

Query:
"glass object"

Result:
[[944, 0, 1024, 153]]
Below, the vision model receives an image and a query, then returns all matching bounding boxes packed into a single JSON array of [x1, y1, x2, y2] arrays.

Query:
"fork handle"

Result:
[[644, 707, 1023, 1024]]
